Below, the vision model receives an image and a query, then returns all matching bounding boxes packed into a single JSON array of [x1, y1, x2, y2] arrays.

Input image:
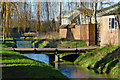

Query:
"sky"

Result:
[[29, 0, 120, 21]]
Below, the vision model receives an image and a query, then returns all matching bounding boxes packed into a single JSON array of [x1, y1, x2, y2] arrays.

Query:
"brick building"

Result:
[[59, 2, 120, 46], [100, 14, 120, 46]]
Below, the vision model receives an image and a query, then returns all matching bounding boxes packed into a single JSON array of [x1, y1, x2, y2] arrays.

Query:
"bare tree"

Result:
[[40, 2, 43, 34], [60, 2, 62, 25], [37, 2, 40, 33]]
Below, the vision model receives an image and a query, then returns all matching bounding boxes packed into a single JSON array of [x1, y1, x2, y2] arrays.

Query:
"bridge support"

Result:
[[49, 54, 60, 63], [49, 54, 55, 64], [55, 54, 60, 62], [55, 52, 60, 69]]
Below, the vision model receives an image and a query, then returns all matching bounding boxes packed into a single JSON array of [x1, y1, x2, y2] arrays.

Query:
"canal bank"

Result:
[[1, 41, 68, 79], [74, 46, 120, 79], [2, 40, 120, 79], [1, 49, 68, 79]]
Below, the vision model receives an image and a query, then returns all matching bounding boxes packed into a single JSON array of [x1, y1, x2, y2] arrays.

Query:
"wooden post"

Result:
[[55, 49, 59, 62], [55, 61, 59, 69], [55, 54, 59, 69], [55, 54, 59, 62], [49, 54, 55, 64]]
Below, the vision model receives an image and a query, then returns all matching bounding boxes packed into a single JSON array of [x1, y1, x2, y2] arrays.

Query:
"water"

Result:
[[24, 54, 49, 64], [16, 41, 32, 48], [58, 64, 111, 79], [16, 41, 112, 79]]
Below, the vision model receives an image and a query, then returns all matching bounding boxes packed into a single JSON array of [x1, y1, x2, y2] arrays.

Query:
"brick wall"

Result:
[[59, 29, 67, 38], [71, 25, 80, 40], [59, 24, 95, 46]]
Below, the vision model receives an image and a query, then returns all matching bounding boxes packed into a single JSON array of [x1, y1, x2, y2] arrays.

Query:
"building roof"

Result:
[[59, 23, 76, 29], [62, 8, 92, 20], [97, 2, 120, 16], [103, 7, 120, 16]]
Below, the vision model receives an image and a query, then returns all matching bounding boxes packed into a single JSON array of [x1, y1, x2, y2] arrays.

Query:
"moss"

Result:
[[110, 63, 120, 78], [1, 49, 68, 79], [74, 46, 120, 78]]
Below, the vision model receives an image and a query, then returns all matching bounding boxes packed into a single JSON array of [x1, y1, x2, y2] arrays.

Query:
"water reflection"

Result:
[[59, 64, 111, 79]]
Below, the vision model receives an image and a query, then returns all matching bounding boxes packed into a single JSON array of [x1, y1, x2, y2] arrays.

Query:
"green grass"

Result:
[[74, 46, 120, 78], [47, 36, 60, 39], [110, 63, 120, 78], [6, 37, 13, 40], [2, 41, 16, 48], [20, 37, 34, 40], [0, 36, 13, 40], [32, 40, 87, 48], [1, 49, 68, 79], [57, 40, 87, 48], [2, 41, 17, 48]]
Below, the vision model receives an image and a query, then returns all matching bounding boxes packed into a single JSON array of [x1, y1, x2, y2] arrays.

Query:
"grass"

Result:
[[1, 49, 68, 79], [32, 40, 87, 48], [58, 40, 87, 48], [74, 46, 120, 78], [0, 36, 13, 40], [20, 37, 34, 40], [2, 41, 17, 48], [110, 63, 120, 78]]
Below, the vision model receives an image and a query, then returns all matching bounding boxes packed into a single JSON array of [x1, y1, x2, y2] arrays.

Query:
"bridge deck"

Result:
[[4, 46, 100, 54]]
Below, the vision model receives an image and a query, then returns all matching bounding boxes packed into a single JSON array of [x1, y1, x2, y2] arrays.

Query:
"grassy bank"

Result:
[[32, 40, 87, 48], [74, 46, 120, 78], [1, 49, 68, 79], [0, 36, 13, 40], [2, 41, 16, 48]]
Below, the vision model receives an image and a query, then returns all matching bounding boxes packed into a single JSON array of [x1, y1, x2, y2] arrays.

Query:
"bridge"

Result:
[[4, 46, 99, 54], [4, 46, 100, 62]]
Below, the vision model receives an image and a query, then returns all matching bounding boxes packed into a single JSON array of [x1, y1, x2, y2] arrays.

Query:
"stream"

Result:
[[16, 41, 112, 79]]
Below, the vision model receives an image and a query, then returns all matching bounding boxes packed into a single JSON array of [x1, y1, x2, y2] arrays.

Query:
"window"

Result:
[[115, 16, 118, 29], [109, 16, 118, 29]]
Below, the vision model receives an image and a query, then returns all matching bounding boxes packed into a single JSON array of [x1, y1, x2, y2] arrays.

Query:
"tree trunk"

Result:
[[40, 2, 43, 34], [2, 3, 6, 43], [94, 2, 98, 45], [60, 2, 62, 25], [46, 2, 49, 21], [37, 3, 40, 34]]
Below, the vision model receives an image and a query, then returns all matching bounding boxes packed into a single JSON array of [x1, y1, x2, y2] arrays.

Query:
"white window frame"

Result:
[[109, 16, 117, 30]]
